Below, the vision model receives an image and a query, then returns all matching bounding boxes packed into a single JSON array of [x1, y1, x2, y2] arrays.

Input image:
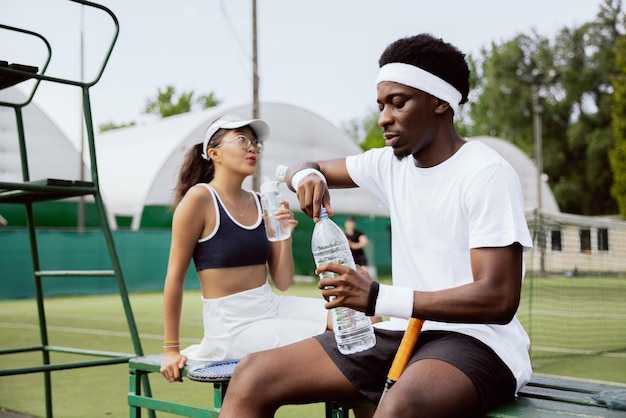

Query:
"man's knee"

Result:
[[377, 390, 473, 418], [229, 352, 266, 390], [375, 389, 420, 418], [378, 359, 480, 417]]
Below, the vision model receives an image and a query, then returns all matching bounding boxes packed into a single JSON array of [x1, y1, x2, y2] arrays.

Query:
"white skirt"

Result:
[[182, 281, 328, 361]]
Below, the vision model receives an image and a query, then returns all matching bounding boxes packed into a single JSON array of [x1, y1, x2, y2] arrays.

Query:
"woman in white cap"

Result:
[[160, 115, 330, 382]]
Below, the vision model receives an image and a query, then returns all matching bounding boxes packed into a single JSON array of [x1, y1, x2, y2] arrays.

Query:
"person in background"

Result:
[[159, 115, 330, 383], [344, 216, 369, 267], [217, 34, 532, 418]]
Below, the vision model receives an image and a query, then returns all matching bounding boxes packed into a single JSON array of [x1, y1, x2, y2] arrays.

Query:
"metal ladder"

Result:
[[0, 2, 152, 417]]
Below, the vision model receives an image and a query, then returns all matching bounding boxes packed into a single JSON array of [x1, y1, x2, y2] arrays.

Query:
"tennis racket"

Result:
[[380, 317, 424, 401], [187, 359, 240, 383]]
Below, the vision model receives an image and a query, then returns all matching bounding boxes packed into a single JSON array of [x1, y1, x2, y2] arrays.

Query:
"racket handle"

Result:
[[387, 318, 424, 381]]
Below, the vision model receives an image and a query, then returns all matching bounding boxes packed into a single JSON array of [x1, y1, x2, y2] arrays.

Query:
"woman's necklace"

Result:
[[211, 183, 251, 218]]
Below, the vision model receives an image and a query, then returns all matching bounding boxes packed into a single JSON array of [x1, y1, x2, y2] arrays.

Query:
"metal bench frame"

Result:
[[128, 354, 625, 418]]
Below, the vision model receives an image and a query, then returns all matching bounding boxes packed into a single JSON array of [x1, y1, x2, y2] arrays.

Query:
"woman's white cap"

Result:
[[202, 114, 270, 160]]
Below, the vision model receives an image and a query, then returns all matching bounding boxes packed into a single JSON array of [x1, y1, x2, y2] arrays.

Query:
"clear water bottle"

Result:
[[260, 177, 291, 241], [311, 208, 376, 354]]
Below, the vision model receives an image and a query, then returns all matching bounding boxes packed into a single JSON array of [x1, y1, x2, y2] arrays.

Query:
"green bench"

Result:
[[486, 375, 625, 417], [128, 354, 625, 417]]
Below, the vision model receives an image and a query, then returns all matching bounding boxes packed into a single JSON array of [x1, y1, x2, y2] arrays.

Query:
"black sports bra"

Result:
[[192, 184, 270, 271]]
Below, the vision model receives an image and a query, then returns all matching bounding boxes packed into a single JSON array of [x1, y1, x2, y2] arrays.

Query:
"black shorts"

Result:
[[314, 328, 516, 413]]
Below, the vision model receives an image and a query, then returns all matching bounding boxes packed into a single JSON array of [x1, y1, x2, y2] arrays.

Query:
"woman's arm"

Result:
[[160, 187, 208, 382]]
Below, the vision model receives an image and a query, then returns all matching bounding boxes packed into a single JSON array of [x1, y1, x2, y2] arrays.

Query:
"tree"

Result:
[[609, 29, 626, 218], [467, 0, 622, 215], [144, 85, 222, 118], [98, 120, 136, 133], [342, 110, 384, 151], [197, 92, 221, 109], [144, 85, 193, 118], [99, 86, 222, 133]]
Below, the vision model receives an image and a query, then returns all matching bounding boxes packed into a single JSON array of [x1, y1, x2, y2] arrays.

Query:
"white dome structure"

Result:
[[95, 112, 561, 230], [95, 102, 390, 230], [469, 136, 559, 214]]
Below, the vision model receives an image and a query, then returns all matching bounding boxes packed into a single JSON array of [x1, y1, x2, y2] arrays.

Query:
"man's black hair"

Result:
[[378, 33, 470, 104]]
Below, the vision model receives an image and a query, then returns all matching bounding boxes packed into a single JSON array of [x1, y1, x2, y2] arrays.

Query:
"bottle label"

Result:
[[317, 258, 344, 279]]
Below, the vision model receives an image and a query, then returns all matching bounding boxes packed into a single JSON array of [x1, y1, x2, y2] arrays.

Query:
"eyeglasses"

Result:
[[215, 135, 264, 153]]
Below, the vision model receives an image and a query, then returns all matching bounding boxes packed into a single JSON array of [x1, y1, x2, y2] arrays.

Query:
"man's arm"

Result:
[[320, 243, 524, 325], [411, 244, 524, 324], [285, 158, 356, 221]]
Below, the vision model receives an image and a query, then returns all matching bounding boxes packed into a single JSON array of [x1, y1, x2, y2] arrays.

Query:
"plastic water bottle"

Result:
[[311, 208, 376, 354], [260, 176, 291, 241]]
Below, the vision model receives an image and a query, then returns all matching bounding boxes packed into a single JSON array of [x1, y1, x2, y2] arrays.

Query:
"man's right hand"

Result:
[[286, 163, 333, 222], [286, 158, 354, 221], [295, 172, 333, 222]]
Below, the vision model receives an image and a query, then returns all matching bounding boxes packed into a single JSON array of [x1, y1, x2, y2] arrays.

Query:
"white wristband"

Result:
[[374, 284, 414, 319], [290, 168, 326, 191]]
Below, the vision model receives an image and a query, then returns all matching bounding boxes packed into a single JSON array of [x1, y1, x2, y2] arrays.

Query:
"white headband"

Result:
[[376, 62, 462, 115]]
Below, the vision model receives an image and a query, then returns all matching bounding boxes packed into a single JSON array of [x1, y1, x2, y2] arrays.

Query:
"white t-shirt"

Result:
[[346, 141, 533, 392]]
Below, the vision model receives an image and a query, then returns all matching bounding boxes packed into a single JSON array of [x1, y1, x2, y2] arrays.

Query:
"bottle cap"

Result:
[[275, 165, 288, 183], [260, 179, 279, 194]]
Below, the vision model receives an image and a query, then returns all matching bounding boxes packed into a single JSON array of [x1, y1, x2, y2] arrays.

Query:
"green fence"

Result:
[[0, 228, 196, 299], [0, 207, 392, 300]]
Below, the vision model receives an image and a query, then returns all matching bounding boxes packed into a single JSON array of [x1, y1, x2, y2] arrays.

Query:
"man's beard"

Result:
[[393, 147, 412, 161]]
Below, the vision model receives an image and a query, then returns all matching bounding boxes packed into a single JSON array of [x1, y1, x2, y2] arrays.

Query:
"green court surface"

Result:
[[1, 279, 625, 417]]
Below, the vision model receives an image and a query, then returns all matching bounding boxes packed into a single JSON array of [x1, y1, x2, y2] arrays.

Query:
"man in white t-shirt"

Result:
[[219, 33, 533, 418]]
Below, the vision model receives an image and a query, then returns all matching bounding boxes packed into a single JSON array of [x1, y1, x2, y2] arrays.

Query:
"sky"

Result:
[[2, 0, 605, 147]]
